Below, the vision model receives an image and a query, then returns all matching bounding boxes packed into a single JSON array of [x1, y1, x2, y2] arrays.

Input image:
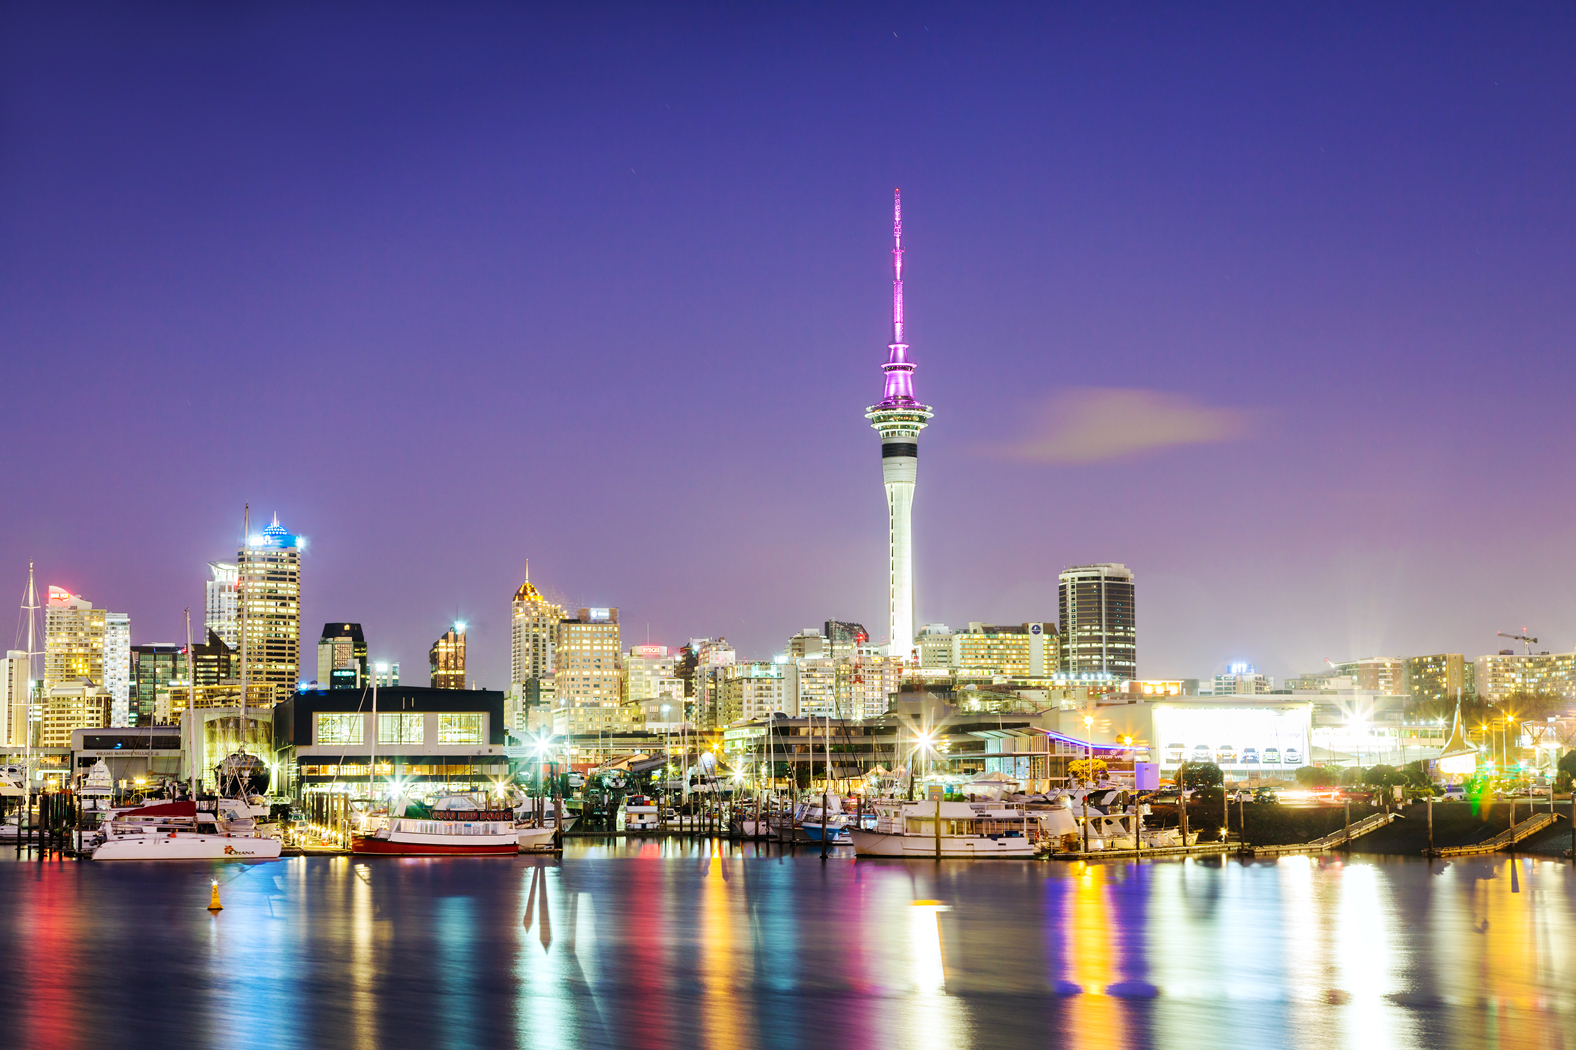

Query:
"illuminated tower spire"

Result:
[[865, 189, 933, 660]]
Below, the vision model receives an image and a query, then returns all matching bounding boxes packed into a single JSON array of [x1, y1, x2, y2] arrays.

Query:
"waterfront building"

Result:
[[317, 622, 368, 689], [237, 516, 302, 706], [864, 190, 934, 662], [275, 686, 507, 799], [41, 678, 110, 747], [1212, 663, 1274, 696], [44, 587, 106, 692], [429, 624, 466, 689], [552, 608, 623, 735], [205, 562, 239, 649], [1403, 653, 1472, 703], [104, 611, 131, 726], [1058, 564, 1136, 681], [1, 651, 29, 748], [1333, 657, 1405, 695]]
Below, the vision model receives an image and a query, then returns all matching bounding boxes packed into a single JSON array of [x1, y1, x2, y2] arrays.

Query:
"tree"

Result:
[[1069, 758, 1108, 782], [1363, 764, 1407, 789], [1294, 765, 1337, 788], [1338, 765, 1365, 787], [1181, 762, 1223, 789], [1558, 750, 1576, 781]]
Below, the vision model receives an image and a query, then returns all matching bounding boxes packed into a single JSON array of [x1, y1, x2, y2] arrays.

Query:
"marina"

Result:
[[1, 842, 1574, 1049]]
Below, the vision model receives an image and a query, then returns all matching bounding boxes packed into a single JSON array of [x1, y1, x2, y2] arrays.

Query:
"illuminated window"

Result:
[[439, 713, 484, 744], [316, 713, 363, 744], [378, 712, 424, 744]]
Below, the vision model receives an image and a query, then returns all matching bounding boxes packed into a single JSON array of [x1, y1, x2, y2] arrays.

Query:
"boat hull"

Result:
[[351, 835, 519, 857], [516, 826, 558, 851], [850, 829, 1036, 858], [93, 835, 283, 861]]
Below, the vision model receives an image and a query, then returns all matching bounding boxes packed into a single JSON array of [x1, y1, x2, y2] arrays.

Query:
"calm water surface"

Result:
[[0, 841, 1571, 1050]]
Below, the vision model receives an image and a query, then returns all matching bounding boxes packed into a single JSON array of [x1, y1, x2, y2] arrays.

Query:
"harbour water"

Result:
[[0, 842, 1571, 1050]]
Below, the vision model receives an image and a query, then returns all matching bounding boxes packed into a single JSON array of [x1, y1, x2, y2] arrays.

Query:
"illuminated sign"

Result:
[[1152, 704, 1311, 769], [587, 608, 611, 622], [632, 644, 668, 658], [46, 586, 77, 606]]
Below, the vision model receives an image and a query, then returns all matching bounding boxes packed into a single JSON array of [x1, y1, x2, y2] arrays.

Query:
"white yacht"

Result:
[[89, 800, 283, 861], [850, 799, 1044, 858], [617, 795, 662, 832]]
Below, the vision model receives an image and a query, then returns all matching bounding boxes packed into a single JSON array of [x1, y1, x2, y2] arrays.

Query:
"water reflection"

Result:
[[0, 845, 1572, 1049]]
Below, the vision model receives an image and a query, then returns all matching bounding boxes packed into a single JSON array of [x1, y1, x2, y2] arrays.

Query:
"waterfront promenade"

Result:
[[0, 841, 1571, 1049]]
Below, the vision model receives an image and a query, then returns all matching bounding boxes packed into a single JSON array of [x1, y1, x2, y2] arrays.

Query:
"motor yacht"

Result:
[[850, 799, 1044, 858], [352, 794, 519, 856]]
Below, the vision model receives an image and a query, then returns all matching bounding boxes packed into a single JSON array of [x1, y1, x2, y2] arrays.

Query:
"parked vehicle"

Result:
[[1240, 747, 1259, 765], [1283, 748, 1302, 765], [1216, 744, 1237, 764], [1263, 747, 1282, 765]]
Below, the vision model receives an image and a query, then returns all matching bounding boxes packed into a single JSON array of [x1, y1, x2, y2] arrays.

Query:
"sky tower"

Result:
[[865, 189, 933, 660]]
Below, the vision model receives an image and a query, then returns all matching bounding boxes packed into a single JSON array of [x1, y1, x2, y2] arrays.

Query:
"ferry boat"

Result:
[[850, 799, 1044, 858], [352, 795, 519, 856], [617, 795, 661, 832], [89, 800, 283, 861]]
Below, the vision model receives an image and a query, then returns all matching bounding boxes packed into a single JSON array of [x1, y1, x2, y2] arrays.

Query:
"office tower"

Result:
[[103, 611, 131, 726], [691, 638, 737, 729], [553, 609, 622, 735], [44, 587, 106, 691], [130, 643, 183, 725], [430, 624, 467, 689], [317, 623, 369, 689], [237, 515, 302, 705], [40, 679, 110, 747], [372, 663, 400, 688], [1213, 662, 1274, 696], [510, 570, 563, 686], [205, 562, 239, 648], [1, 651, 28, 748], [190, 630, 238, 707], [917, 624, 954, 671], [864, 190, 933, 661], [1058, 563, 1137, 681]]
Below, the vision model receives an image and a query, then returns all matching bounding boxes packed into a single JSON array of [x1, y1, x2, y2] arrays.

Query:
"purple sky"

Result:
[[5, 4, 1575, 687]]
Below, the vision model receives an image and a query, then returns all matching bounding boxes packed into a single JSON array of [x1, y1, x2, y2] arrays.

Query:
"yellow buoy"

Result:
[[208, 880, 223, 912]]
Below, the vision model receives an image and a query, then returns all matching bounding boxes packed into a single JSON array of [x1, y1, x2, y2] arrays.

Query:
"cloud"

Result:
[[986, 387, 1253, 464]]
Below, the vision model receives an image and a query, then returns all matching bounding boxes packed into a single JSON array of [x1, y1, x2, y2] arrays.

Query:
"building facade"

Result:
[[950, 622, 1059, 680], [1058, 563, 1136, 681], [552, 608, 623, 735], [1212, 663, 1274, 696], [1403, 653, 1471, 703], [785, 656, 837, 719], [316, 622, 368, 689], [41, 678, 110, 747], [692, 638, 737, 729], [237, 516, 302, 705], [864, 190, 933, 662], [103, 611, 131, 726], [1475, 651, 1576, 702], [205, 561, 239, 649], [44, 587, 106, 693], [1334, 657, 1405, 695], [429, 624, 466, 689], [723, 661, 787, 723], [1, 651, 29, 748], [510, 573, 562, 686]]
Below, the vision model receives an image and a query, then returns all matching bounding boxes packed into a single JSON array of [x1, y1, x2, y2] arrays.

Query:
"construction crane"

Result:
[[1497, 630, 1537, 655]]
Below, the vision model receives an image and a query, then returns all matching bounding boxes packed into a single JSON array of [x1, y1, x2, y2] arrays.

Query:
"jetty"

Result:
[[1244, 811, 1403, 857], [1428, 811, 1562, 857]]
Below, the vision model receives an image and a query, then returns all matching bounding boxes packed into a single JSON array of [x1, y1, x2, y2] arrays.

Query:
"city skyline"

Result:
[[5, 7, 1576, 687]]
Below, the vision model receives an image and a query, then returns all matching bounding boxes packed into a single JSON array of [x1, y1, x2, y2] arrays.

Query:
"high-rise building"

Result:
[[510, 570, 562, 686], [1, 651, 29, 748], [237, 515, 302, 706], [864, 190, 933, 662], [41, 679, 109, 747], [785, 656, 837, 719], [824, 621, 869, 663], [205, 562, 239, 649], [1474, 651, 1576, 702], [103, 611, 131, 726], [1403, 654, 1471, 703], [44, 587, 106, 692], [788, 629, 826, 658], [317, 623, 369, 689], [430, 624, 467, 689], [950, 622, 1060, 680], [552, 608, 622, 735], [130, 643, 183, 725], [1058, 564, 1136, 681], [692, 638, 737, 729], [723, 661, 787, 723], [917, 624, 954, 672]]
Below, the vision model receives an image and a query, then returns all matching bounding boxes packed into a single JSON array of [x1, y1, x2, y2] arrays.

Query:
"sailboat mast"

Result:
[[185, 608, 195, 796], [369, 674, 378, 806], [22, 562, 38, 797], [239, 504, 249, 759]]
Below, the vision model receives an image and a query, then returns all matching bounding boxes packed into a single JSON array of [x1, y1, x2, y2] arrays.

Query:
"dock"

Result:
[[1429, 811, 1562, 857], [1245, 811, 1403, 857]]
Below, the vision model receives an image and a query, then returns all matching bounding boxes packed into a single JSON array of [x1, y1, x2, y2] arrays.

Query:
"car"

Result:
[[1283, 748, 1302, 765], [1193, 744, 1212, 762], [1252, 788, 1279, 804], [1166, 743, 1185, 762], [1240, 747, 1259, 765], [1216, 745, 1237, 764], [1262, 747, 1281, 764]]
